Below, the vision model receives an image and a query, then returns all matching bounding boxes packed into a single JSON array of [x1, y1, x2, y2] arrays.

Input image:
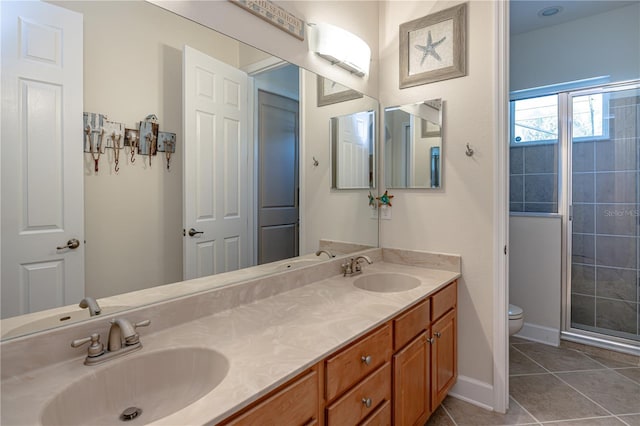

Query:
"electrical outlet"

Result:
[[380, 206, 392, 220], [370, 207, 378, 219]]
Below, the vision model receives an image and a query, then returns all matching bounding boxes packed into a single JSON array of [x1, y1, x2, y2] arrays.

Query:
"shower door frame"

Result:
[[562, 80, 640, 356]]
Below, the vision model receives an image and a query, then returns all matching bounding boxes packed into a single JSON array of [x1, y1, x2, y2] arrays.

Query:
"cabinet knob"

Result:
[[361, 355, 372, 365], [428, 337, 435, 344], [361, 397, 372, 408], [435, 331, 442, 338]]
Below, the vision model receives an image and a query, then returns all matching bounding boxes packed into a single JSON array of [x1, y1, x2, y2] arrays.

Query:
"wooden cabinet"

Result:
[[392, 280, 457, 426], [218, 280, 457, 426], [393, 299, 430, 351], [221, 366, 319, 426], [431, 308, 457, 408], [393, 331, 430, 426], [325, 323, 392, 401], [360, 400, 391, 426], [326, 362, 391, 425], [325, 324, 392, 425]]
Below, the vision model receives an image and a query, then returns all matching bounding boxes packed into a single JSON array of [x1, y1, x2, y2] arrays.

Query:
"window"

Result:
[[572, 93, 609, 141], [511, 94, 558, 145], [510, 94, 559, 213], [509, 78, 612, 214]]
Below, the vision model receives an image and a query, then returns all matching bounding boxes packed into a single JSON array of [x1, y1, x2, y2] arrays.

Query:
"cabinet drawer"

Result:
[[432, 281, 457, 321], [325, 323, 392, 401], [326, 362, 391, 426], [360, 400, 391, 426], [393, 298, 430, 350], [223, 368, 318, 426]]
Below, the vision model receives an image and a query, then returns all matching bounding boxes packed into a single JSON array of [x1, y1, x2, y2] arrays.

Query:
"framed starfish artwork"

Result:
[[317, 76, 363, 107], [399, 3, 467, 88]]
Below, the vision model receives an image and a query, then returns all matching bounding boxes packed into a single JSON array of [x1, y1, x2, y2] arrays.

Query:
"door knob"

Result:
[[188, 228, 204, 237], [57, 238, 80, 250]]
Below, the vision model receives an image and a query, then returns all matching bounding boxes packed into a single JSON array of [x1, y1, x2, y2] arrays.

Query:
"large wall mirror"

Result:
[[384, 100, 443, 189], [0, 0, 379, 340]]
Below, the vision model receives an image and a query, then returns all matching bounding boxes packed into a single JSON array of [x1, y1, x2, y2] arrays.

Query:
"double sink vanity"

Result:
[[1, 248, 460, 425]]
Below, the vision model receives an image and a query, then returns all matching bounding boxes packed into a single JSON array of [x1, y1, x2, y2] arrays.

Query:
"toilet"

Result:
[[509, 304, 524, 336]]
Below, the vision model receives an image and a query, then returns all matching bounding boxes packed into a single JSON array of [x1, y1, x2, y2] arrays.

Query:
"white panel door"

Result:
[[337, 111, 372, 188], [183, 45, 249, 280], [1, 1, 84, 318]]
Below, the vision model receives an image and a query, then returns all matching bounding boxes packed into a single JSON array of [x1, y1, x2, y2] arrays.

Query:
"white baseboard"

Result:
[[515, 322, 560, 347], [449, 375, 494, 411]]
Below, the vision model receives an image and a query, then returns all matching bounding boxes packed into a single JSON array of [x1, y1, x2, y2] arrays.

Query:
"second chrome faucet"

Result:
[[342, 255, 373, 276]]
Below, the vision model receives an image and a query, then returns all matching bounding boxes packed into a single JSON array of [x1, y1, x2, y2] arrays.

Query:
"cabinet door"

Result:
[[431, 308, 457, 409], [325, 323, 392, 401], [393, 331, 430, 426], [360, 400, 391, 426], [326, 362, 391, 426], [223, 368, 318, 426]]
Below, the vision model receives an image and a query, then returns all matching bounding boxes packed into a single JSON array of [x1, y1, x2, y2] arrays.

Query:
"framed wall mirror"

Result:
[[330, 110, 376, 189], [384, 99, 443, 189], [0, 0, 379, 340]]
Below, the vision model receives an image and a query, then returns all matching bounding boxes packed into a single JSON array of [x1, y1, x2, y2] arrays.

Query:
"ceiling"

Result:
[[510, 0, 637, 35]]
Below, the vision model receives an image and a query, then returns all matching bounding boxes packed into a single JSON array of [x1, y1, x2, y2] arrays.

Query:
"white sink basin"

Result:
[[1, 306, 129, 339], [41, 347, 229, 425], [354, 272, 421, 293]]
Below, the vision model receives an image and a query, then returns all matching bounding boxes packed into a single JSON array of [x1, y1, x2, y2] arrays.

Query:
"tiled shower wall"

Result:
[[571, 94, 640, 341], [510, 143, 559, 213]]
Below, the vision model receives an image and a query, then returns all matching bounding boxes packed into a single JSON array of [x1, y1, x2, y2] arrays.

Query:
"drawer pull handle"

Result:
[[435, 331, 442, 338], [362, 397, 372, 408], [361, 355, 372, 365]]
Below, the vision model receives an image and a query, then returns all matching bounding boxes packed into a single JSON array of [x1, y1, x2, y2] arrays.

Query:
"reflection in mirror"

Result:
[[0, 0, 379, 340], [330, 111, 376, 189], [384, 99, 443, 188]]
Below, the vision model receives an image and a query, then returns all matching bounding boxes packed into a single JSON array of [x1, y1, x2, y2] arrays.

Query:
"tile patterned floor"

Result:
[[426, 337, 640, 425]]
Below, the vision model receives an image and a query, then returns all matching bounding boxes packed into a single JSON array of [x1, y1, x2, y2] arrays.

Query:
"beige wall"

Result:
[[52, 1, 242, 298], [378, 1, 498, 389], [150, 0, 380, 98], [300, 70, 379, 254], [509, 216, 562, 345]]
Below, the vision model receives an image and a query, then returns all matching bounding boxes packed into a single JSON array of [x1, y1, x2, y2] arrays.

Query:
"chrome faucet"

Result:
[[108, 318, 149, 351], [79, 297, 101, 316], [71, 317, 150, 365], [342, 255, 373, 276], [315, 249, 335, 259]]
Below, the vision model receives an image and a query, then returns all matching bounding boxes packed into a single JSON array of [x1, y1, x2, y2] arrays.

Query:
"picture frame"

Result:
[[399, 3, 467, 89], [421, 119, 442, 138], [317, 76, 363, 107]]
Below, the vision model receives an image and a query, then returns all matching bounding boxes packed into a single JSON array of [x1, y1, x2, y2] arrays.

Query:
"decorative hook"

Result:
[[465, 143, 474, 157], [312, 156, 319, 167], [112, 132, 123, 173], [86, 126, 104, 173], [165, 140, 174, 171], [125, 129, 139, 164]]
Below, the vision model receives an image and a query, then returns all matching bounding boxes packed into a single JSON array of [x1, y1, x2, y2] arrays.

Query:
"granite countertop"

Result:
[[1, 260, 459, 426]]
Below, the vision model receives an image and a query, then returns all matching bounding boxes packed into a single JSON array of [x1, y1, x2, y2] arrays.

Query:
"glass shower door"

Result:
[[569, 83, 640, 344]]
